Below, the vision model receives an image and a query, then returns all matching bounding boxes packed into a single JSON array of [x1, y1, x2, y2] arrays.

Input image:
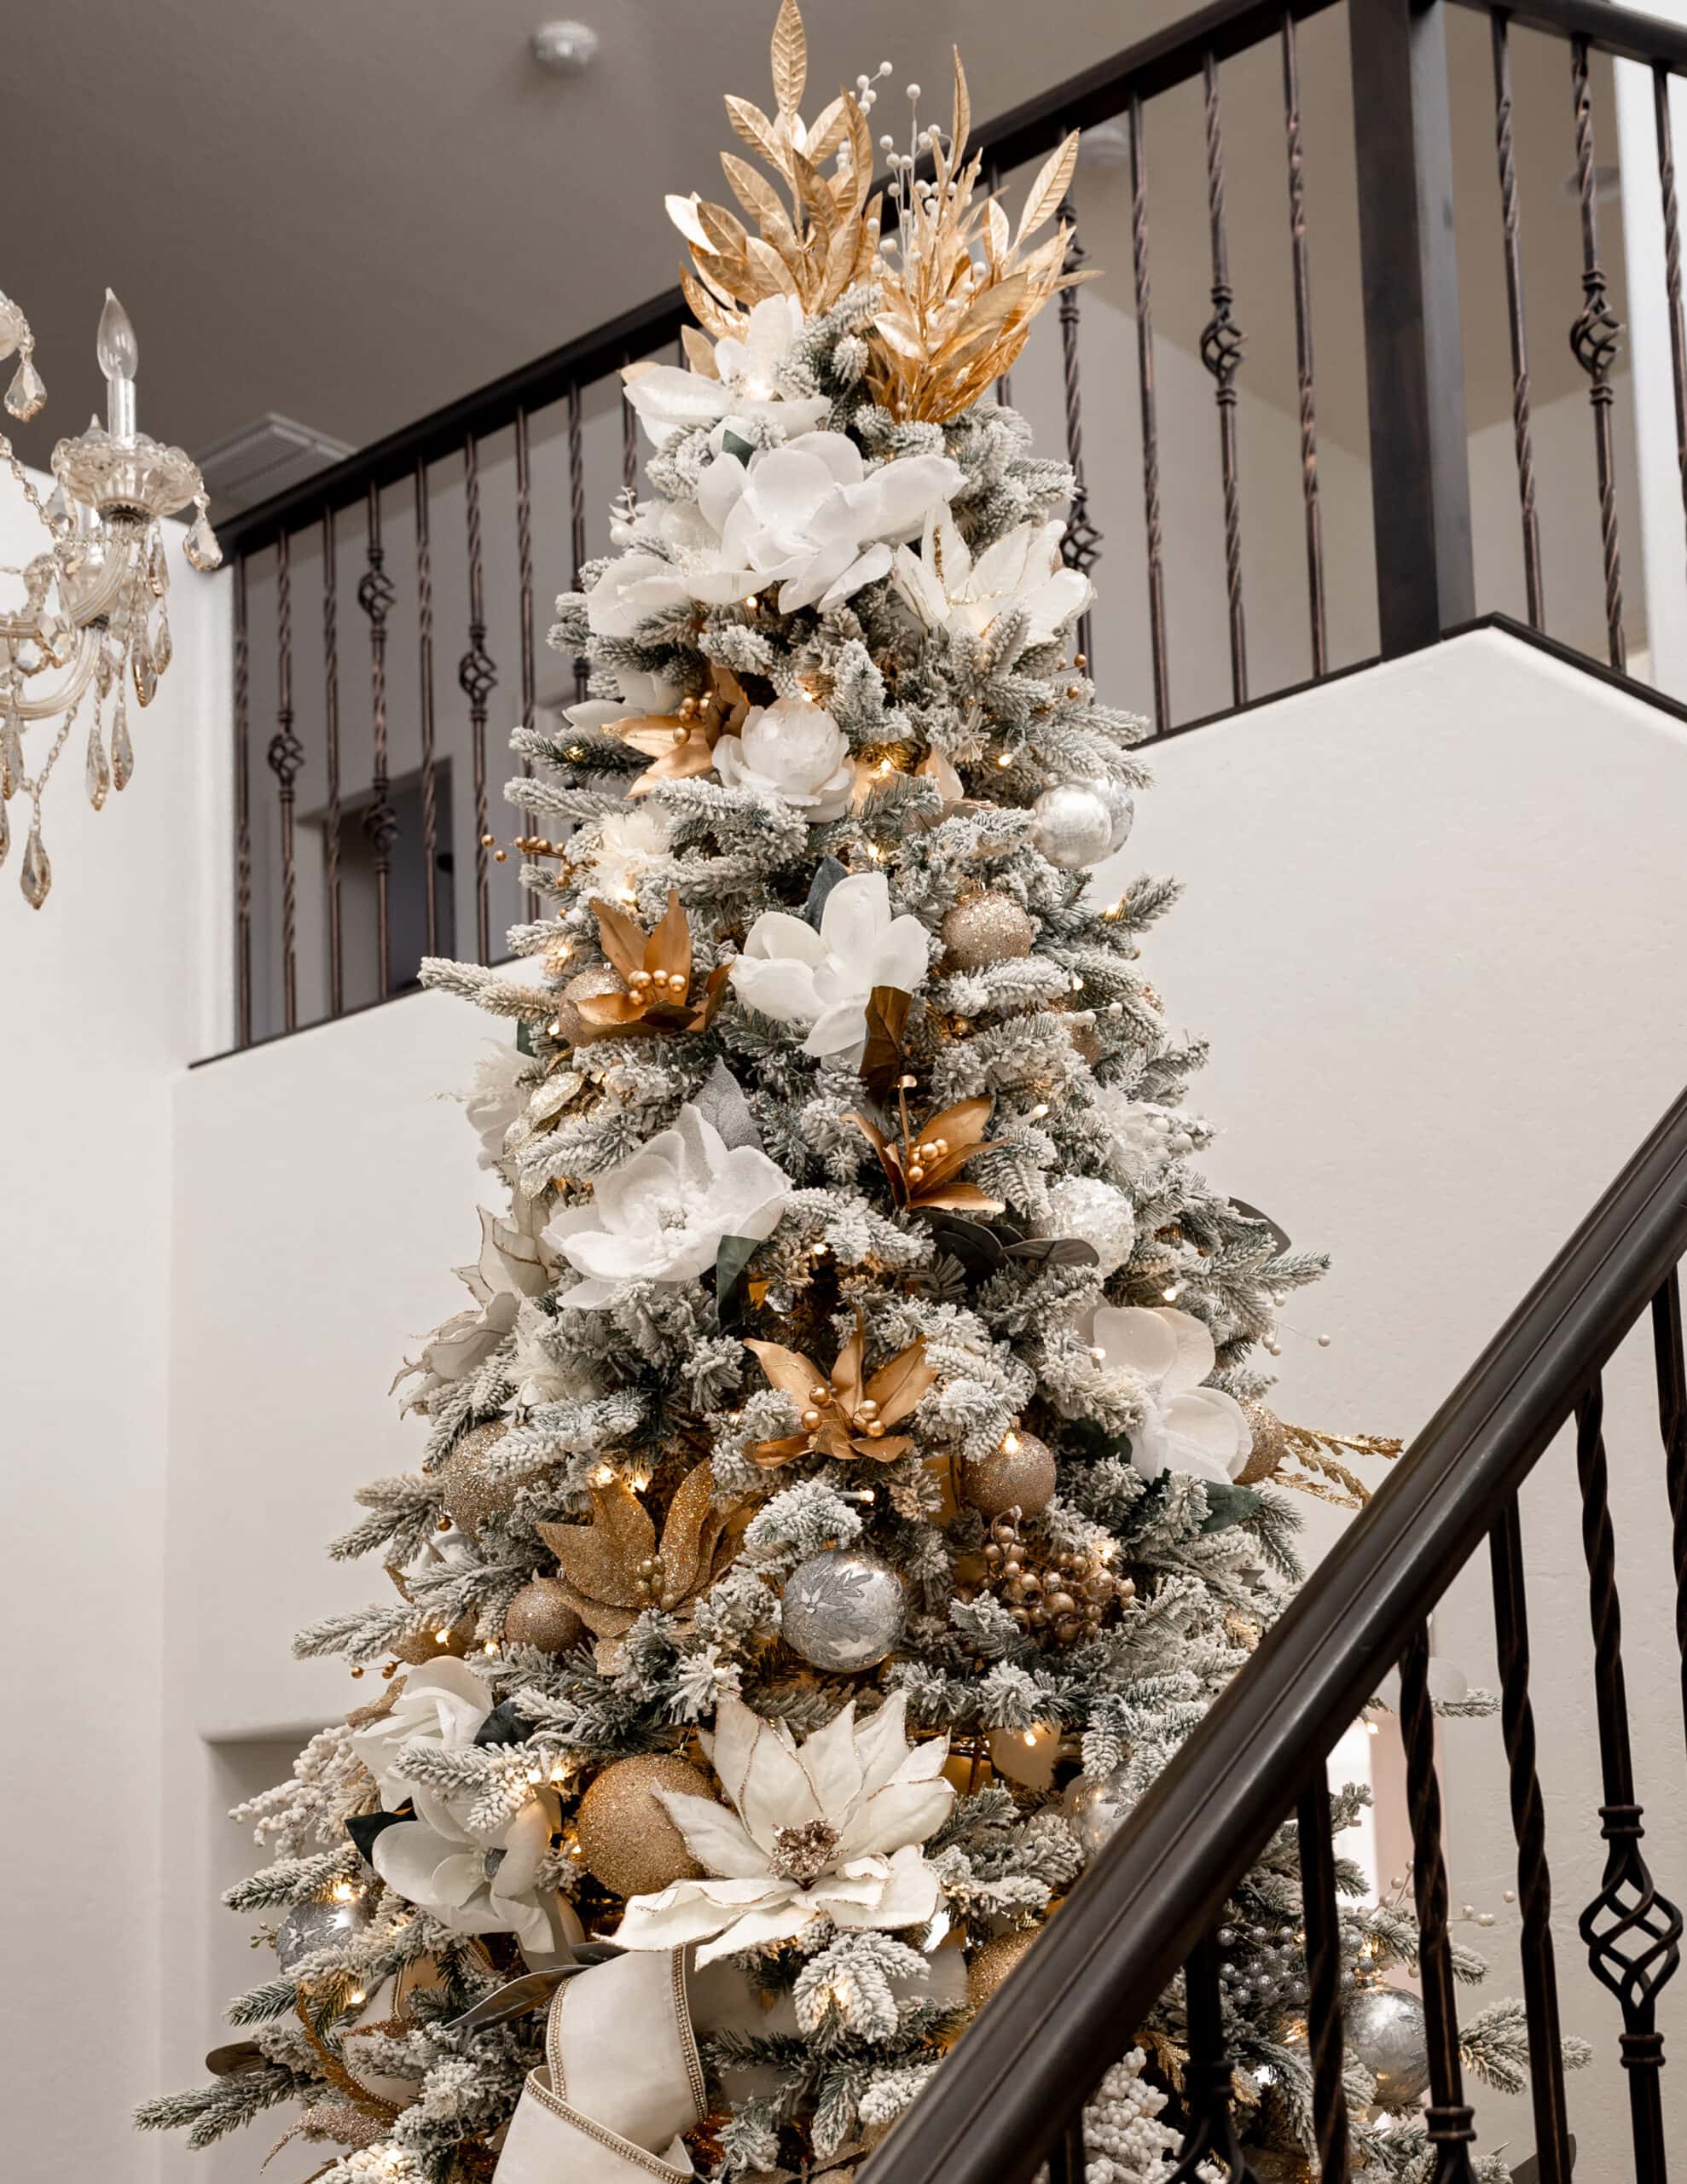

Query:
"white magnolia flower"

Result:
[[892, 509, 1093, 647], [584, 549, 692, 640], [688, 430, 965, 614], [1087, 1304, 1253, 1485], [715, 694, 855, 820], [565, 665, 684, 746], [544, 1104, 791, 1310], [623, 295, 831, 446], [583, 805, 670, 906], [462, 1042, 533, 1172], [394, 1205, 552, 1404], [614, 1693, 953, 1967], [729, 871, 930, 1063]]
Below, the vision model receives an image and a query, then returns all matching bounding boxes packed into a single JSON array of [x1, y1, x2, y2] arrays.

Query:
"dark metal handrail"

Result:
[[867, 1079, 1687, 2184]]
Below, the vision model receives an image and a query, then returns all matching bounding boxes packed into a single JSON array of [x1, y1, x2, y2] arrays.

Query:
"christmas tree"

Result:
[[142, 10, 1570, 2180]]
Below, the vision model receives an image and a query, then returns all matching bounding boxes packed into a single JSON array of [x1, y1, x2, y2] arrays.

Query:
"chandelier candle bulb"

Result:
[[96, 291, 139, 440]]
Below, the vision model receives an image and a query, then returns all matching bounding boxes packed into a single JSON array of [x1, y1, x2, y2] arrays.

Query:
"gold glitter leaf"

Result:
[[770, 0, 807, 115], [1014, 132, 1080, 252]]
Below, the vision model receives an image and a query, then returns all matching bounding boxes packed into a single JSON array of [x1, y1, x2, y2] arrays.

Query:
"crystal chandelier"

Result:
[[0, 287, 221, 908]]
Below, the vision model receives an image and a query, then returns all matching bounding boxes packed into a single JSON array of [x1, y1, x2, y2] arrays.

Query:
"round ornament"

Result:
[[963, 1431, 1057, 1519], [575, 1753, 714, 1900], [965, 1928, 1038, 2008], [436, 1422, 517, 1536], [503, 1576, 585, 1653], [1066, 1768, 1132, 1861], [1236, 1400, 1290, 1488], [1030, 783, 1114, 870], [1089, 779, 1135, 853], [1343, 1985, 1430, 2107], [941, 894, 1035, 970], [553, 965, 627, 1045], [392, 1616, 474, 1665], [275, 1897, 365, 1972], [781, 1548, 907, 1672]]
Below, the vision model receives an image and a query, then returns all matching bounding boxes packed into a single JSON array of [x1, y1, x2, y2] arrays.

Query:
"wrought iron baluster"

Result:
[[1574, 1380, 1681, 2181], [234, 554, 252, 1048], [1487, 1494, 1574, 2184], [1128, 90, 1170, 733], [267, 529, 303, 1033], [514, 408, 537, 928], [1057, 197, 1099, 670], [321, 508, 343, 1017], [1200, 47, 1248, 707], [568, 378, 588, 700], [1296, 1776, 1352, 2184], [1656, 66, 1687, 581], [1045, 2114, 1087, 2184], [1653, 1270, 1687, 1753], [1491, 10, 1545, 630], [1568, 38, 1626, 671], [988, 163, 1012, 408], [460, 433, 497, 966], [1399, 1623, 1477, 2181], [1164, 1932, 1260, 2181], [1280, 10, 1327, 677], [415, 459, 438, 959], [357, 482, 397, 998], [622, 357, 639, 496]]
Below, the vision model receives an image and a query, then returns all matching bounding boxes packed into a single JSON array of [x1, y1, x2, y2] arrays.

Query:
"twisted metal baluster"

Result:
[[1296, 1777, 1351, 2183], [321, 509, 343, 1017], [1163, 1934, 1261, 2182], [357, 482, 398, 997], [988, 163, 1013, 408], [1491, 11, 1545, 630], [267, 529, 303, 1033], [622, 356, 639, 496], [1400, 1624, 1478, 2182], [1568, 38, 1626, 670], [1488, 1494, 1574, 2184], [1200, 48, 1248, 706], [514, 408, 538, 928], [1128, 91, 1170, 733], [415, 459, 438, 958], [568, 379, 588, 701], [1280, 10, 1327, 677], [1653, 1270, 1687, 1755], [233, 554, 252, 1047], [1657, 67, 1687, 580], [460, 434, 497, 966], [1574, 1380, 1681, 2181], [1057, 197, 1099, 668]]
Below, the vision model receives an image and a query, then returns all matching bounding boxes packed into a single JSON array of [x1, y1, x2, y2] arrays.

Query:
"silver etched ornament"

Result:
[[275, 1896, 365, 1972], [781, 1548, 906, 1672], [1344, 1984, 1430, 2107], [1030, 782, 1114, 870], [1091, 779, 1134, 852], [1065, 1767, 1132, 1860]]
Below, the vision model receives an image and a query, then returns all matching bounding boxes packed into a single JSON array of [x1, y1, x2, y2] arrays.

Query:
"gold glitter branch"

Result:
[[1278, 1421, 1404, 1510]]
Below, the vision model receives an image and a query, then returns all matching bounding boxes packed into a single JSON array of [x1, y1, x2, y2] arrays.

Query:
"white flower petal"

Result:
[[656, 1790, 768, 1879]]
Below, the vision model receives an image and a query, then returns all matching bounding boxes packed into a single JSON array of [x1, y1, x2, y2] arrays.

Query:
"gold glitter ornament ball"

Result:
[[963, 1431, 1058, 1519], [575, 1753, 714, 1899], [965, 1928, 1038, 2008], [436, 1422, 517, 1536], [503, 1576, 585, 1653], [941, 893, 1035, 971], [392, 1615, 475, 1665], [553, 965, 627, 1045], [1236, 1400, 1290, 1487]]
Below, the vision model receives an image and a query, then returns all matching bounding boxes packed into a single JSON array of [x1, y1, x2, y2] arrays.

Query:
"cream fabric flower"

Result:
[[585, 550, 692, 640], [393, 1205, 552, 1404], [614, 1693, 952, 1967], [714, 694, 855, 820], [1087, 1304, 1252, 1485], [729, 871, 930, 1063], [623, 296, 832, 446], [543, 1105, 791, 1310], [892, 510, 1093, 647]]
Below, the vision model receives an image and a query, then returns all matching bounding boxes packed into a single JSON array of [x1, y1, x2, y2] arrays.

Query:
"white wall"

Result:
[[0, 476, 229, 2183]]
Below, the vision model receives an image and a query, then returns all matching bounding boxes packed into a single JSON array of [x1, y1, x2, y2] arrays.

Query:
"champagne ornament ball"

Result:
[[1343, 1986, 1431, 2106], [1030, 782, 1114, 869], [435, 1421, 518, 1536], [553, 965, 627, 1045], [963, 1431, 1057, 1519], [941, 893, 1035, 970], [965, 1929, 1037, 2008], [575, 1753, 713, 1899], [503, 1576, 585, 1653]]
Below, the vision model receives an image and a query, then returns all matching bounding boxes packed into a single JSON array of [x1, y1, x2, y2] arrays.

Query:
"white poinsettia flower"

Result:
[[1087, 1304, 1253, 1486], [893, 509, 1093, 648], [614, 1692, 953, 1968], [623, 296, 831, 447], [686, 430, 965, 615], [584, 550, 692, 640], [729, 871, 930, 1063], [543, 1104, 791, 1310], [371, 1795, 560, 1958], [715, 694, 855, 820]]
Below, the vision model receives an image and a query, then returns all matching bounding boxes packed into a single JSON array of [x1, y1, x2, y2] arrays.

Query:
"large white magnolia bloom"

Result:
[[623, 294, 831, 446], [351, 1661, 563, 1955], [893, 509, 1093, 647], [689, 430, 965, 614], [729, 871, 929, 1062], [394, 1204, 552, 1406], [615, 1693, 953, 1967], [1088, 1304, 1253, 1485], [715, 694, 855, 819], [585, 551, 692, 641], [543, 1104, 791, 1310]]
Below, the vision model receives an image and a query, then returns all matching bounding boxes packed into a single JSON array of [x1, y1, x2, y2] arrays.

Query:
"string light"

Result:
[[332, 1880, 356, 1902], [1001, 1430, 1021, 1455]]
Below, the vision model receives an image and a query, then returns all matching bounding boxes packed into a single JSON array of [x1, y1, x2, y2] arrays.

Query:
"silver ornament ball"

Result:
[[1090, 779, 1135, 852], [1030, 782, 1115, 870], [1344, 1984, 1430, 2106], [781, 1548, 907, 1672], [275, 1897, 364, 1972], [1066, 1767, 1131, 1860]]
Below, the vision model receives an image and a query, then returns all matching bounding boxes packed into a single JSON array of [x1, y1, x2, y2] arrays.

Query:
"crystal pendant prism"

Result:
[[84, 720, 109, 810], [131, 624, 158, 706], [152, 609, 172, 677], [36, 613, 76, 668], [110, 705, 134, 790], [43, 483, 70, 529], [0, 716, 21, 799], [4, 351, 45, 421], [183, 508, 223, 572], [148, 533, 170, 596], [94, 646, 114, 698], [20, 820, 49, 907]]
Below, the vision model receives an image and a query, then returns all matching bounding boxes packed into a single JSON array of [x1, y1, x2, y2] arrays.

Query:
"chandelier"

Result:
[[0, 287, 221, 909]]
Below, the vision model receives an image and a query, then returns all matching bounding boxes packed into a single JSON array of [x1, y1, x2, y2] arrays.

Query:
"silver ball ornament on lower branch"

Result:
[[274, 1896, 365, 1972], [1065, 1766, 1132, 1861], [781, 1547, 907, 1672], [1088, 778, 1135, 853], [1030, 782, 1115, 870], [1344, 1984, 1431, 2107]]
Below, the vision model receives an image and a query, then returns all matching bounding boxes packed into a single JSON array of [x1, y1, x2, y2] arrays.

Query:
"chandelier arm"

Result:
[[9, 630, 98, 722]]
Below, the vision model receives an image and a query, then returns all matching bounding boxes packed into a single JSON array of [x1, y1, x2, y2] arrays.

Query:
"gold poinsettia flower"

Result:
[[535, 1461, 740, 1660], [844, 1096, 1002, 1215], [575, 889, 730, 1040], [617, 670, 751, 797], [744, 1318, 938, 1467]]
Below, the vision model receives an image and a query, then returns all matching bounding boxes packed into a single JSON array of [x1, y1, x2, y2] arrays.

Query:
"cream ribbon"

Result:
[[492, 1949, 705, 2183]]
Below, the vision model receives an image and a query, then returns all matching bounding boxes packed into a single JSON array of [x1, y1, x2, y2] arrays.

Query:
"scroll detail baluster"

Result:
[[1200, 47, 1248, 707], [1057, 197, 1099, 670], [357, 482, 398, 999], [460, 433, 497, 967], [321, 509, 343, 1018], [1296, 1777, 1352, 2184], [1164, 1932, 1261, 2181], [1280, 10, 1327, 677], [1652, 1270, 1687, 1754], [1128, 91, 1170, 734], [1491, 10, 1545, 630], [234, 555, 252, 1048], [568, 379, 588, 701], [1399, 1623, 1477, 2181], [415, 460, 438, 959], [266, 528, 303, 1034], [621, 359, 639, 497], [1656, 66, 1687, 579], [1568, 37, 1626, 671]]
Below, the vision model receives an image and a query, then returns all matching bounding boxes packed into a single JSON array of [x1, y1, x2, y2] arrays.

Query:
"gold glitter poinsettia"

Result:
[[576, 888, 729, 1039], [535, 1461, 739, 1652], [617, 669, 751, 797], [744, 1317, 938, 1467]]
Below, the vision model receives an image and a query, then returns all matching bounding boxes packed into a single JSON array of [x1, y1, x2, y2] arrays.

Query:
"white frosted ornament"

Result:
[[1344, 1985, 1430, 2106], [1091, 779, 1135, 852], [1047, 1176, 1136, 1277], [781, 1547, 907, 1670], [1030, 782, 1114, 869], [1066, 1768, 1132, 1860]]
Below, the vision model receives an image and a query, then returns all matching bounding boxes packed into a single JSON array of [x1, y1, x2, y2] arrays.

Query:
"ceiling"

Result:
[[0, 2, 1626, 482]]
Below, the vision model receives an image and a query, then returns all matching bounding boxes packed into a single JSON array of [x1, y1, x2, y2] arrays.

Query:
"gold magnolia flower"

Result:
[[574, 889, 729, 1041], [744, 1318, 937, 1467], [616, 669, 751, 797], [845, 1096, 1002, 1214]]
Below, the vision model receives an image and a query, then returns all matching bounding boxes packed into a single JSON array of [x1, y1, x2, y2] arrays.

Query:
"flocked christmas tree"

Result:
[[142, 10, 1576, 2180]]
